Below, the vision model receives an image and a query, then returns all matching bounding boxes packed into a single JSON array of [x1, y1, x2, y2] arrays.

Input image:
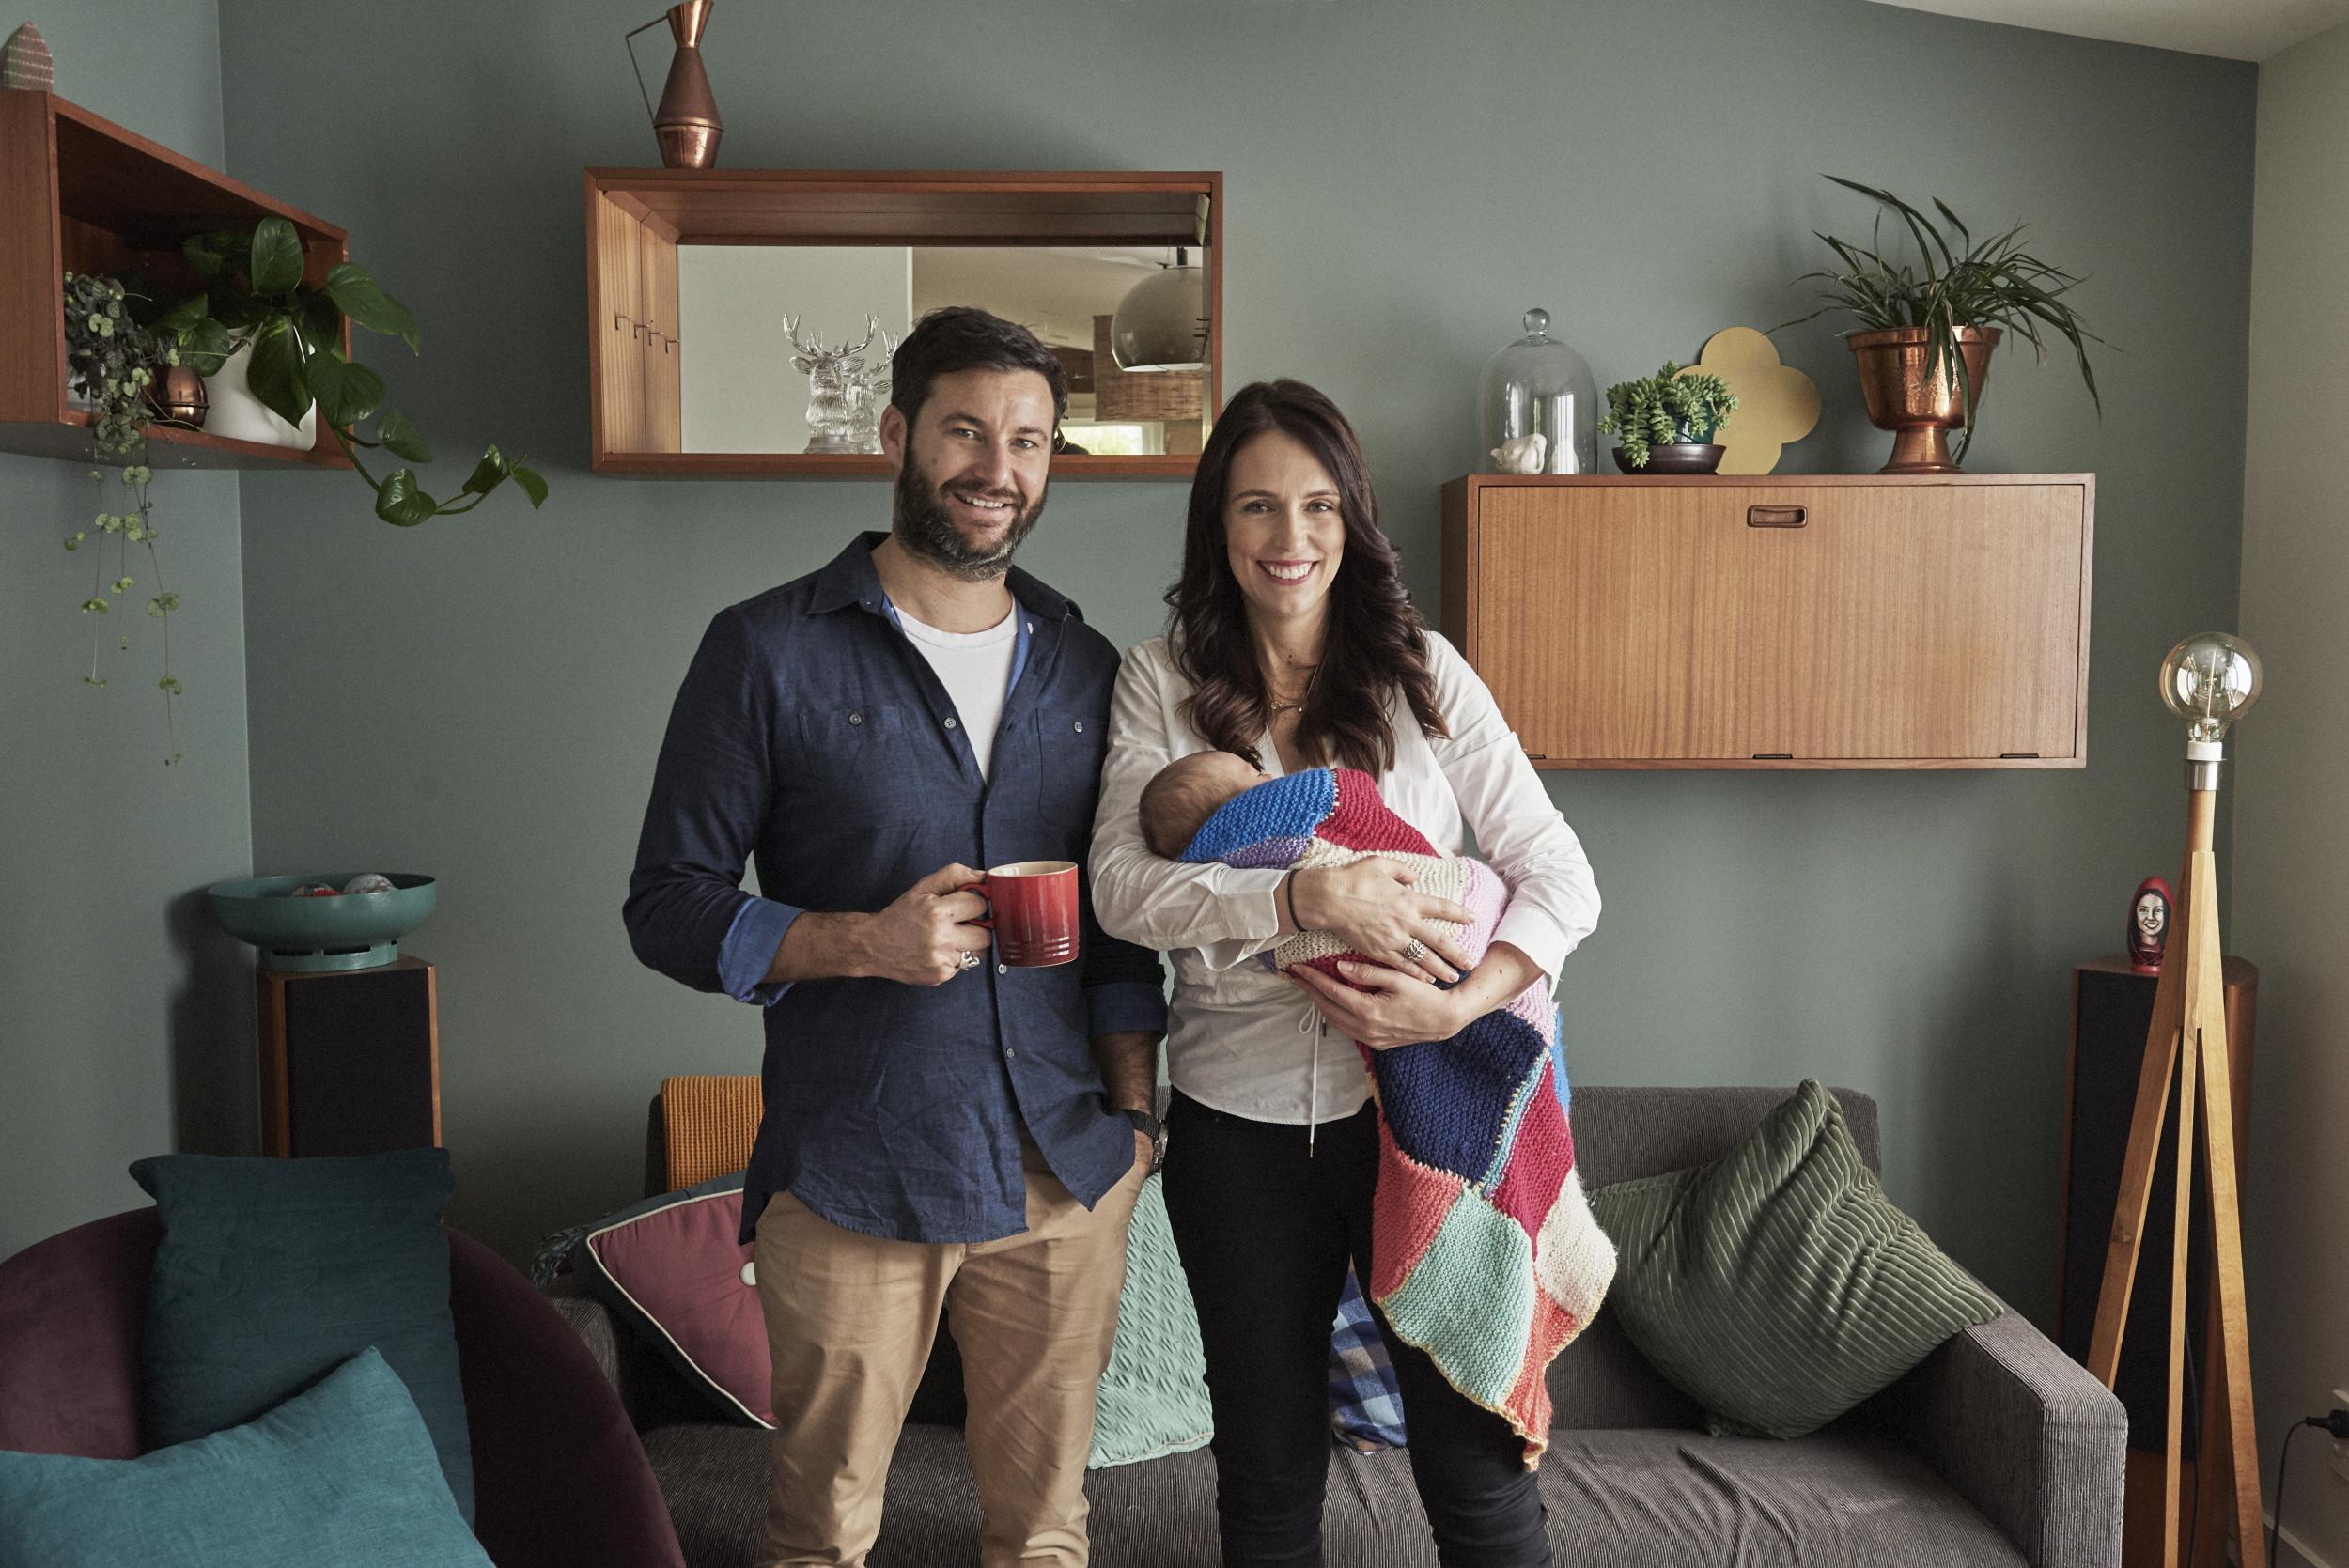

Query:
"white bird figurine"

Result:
[[1490, 433, 1548, 474]]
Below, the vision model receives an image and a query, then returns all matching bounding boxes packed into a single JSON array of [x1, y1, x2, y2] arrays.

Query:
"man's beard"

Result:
[[892, 456, 1047, 582]]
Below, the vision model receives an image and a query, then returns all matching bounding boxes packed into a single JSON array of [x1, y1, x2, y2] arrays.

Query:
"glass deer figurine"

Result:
[[844, 327, 898, 454], [786, 314, 878, 454]]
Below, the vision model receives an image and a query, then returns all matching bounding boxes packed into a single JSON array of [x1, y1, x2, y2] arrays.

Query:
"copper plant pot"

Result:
[[144, 363, 210, 428], [1848, 326, 2000, 474]]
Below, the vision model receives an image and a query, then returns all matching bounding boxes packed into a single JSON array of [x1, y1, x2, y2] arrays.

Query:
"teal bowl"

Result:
[[206, 872, 437, 972]]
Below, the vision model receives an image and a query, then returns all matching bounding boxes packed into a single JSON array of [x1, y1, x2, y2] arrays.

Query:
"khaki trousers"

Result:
[[754, 1138, 1145, 1568]]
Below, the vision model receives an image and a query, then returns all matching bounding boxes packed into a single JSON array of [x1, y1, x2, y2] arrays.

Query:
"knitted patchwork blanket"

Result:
[[1179, 766, 1615, 1464]]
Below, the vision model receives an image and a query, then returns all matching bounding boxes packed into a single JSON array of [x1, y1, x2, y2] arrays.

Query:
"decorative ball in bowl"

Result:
[[206, 873, 437, 972]]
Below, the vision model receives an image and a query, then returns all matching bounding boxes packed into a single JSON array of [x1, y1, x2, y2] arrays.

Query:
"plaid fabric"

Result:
[[1329, 1266, 1408, 1452]]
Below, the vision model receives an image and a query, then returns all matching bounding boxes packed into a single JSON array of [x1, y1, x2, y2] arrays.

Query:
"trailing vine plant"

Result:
[[63, 272, 183, 766]]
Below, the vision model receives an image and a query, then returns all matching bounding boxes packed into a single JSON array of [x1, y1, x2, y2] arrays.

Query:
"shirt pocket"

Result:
[[1032, 709, 1106, 827], [790, 704, 922, 825]]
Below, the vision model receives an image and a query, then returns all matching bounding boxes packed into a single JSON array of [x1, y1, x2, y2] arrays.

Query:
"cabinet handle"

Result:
[[1748, 505, 1807, 528]]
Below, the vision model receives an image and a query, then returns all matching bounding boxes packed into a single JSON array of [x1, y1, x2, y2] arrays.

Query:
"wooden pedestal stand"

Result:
[[2086, 787, 2263, 1568]]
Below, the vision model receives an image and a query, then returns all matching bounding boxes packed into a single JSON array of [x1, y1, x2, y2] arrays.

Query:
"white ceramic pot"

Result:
[[205, 340, 318, 449]]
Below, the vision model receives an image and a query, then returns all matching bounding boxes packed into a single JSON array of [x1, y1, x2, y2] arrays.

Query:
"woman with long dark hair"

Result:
[[1091, 380, 1599, 1566]]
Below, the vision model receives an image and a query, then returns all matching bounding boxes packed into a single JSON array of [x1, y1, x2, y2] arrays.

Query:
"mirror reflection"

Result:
[[671, 245, 1210, 457]]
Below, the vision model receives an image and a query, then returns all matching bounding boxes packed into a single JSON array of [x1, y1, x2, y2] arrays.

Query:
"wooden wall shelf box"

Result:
[[585, 168, 1221, 478], [1440, 474, 2094, 769], [0, 92, 350, 470]]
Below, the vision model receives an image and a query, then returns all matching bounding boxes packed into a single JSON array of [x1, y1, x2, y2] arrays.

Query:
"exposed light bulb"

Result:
[[2157, 632, 2263, 744], [2157, 632, 2262, 789]]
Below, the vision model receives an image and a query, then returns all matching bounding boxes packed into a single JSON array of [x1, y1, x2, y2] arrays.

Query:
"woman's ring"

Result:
[[957, 950, 982, 970], [1399, 938, 1428, 963]]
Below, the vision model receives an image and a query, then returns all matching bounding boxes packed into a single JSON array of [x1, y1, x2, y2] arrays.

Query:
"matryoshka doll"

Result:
[[2127, 876, 2175, 973]]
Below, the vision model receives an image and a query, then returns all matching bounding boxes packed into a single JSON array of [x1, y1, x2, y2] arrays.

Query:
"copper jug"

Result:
[[627, 1, 722, 169]]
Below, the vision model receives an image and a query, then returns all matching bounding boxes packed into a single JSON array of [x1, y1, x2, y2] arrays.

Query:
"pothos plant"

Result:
[[1597, 364, 1739, 470], [157, 216, 547, 523], [62, 272, 184, 764]]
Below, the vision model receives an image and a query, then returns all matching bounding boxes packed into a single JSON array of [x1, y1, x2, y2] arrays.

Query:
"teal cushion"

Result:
[[1587, 1079, 2002, 1439], [130, 1149, 474, 1519], [0, 1347, 492, 1567], [1087, 1171, 1213, 1467]]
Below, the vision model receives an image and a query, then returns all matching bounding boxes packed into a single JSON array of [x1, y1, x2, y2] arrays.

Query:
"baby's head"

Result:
[[1141, 750, 1269, 859]]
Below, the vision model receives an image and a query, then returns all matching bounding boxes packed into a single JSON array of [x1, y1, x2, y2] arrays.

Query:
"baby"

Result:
[[1135, 747, 1614, 1464], [1139, 750, 1270, 860]]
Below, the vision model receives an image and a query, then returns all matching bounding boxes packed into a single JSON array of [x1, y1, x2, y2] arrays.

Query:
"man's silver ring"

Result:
[[1399, 939, 1428, 963], [957, 950, 982, 970]]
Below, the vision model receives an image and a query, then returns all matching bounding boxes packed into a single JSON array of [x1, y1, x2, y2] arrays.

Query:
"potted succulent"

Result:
[[1778, 176, 2102, 473], [1599, 364, 1739, 473], [158, 217, 547, 523], [61, 272, 184, 763]]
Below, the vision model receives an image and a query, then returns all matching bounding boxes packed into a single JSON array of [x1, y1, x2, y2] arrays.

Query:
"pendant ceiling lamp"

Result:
[[1111, 247, 1207, 372]]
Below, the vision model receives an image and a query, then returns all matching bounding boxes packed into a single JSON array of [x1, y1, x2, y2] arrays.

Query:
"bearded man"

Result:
[[624, 307, 1165, 1568]]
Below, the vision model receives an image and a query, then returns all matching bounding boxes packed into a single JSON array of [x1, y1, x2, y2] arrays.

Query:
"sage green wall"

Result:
[[217, 0, 2255, 1312], [2237, 22, 2349, 1568], [0, 1, 258, 1265]]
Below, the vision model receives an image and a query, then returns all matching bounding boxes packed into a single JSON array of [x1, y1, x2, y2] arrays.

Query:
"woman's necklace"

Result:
[[1266, 665, 1316, 716]]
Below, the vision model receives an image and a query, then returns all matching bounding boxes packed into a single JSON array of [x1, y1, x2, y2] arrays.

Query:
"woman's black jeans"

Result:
[[1160, 1090, 1554, 1568]]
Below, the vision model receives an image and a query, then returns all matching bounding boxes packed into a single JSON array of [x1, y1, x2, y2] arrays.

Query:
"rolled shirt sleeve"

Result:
[[717, 896, 801, 1006], [1425, 634, 1599, 986]]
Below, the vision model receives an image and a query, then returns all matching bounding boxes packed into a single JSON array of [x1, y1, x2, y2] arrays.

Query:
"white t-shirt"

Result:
[[896, 605, 1019, 779], [1090, 633, 1601, 1125]]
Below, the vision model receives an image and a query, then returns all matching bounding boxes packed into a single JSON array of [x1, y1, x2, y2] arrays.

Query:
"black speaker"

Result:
[[257, 956, 441, 1157], [2056, 955, 2256, 1460]]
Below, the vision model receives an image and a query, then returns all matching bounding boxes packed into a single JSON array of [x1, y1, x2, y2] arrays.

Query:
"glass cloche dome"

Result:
[[1478, 307, 1597, 474]]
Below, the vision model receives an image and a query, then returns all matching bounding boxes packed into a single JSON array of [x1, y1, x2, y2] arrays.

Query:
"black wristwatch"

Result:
[[1121, 1106, 1165, 1169]]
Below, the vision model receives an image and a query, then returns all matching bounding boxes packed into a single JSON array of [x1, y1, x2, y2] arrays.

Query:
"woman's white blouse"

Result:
[[1090, 632, 1601, 1125]]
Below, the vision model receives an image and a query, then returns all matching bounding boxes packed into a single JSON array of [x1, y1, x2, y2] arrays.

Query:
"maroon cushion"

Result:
[[0, 1208, 157, 1458], [575, 1181, 771, 1427]]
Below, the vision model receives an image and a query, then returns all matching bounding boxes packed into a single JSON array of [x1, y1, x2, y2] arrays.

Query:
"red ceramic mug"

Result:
[[967, 860, 1081, 968]]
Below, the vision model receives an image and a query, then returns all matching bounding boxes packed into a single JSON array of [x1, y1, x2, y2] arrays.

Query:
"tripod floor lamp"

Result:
[[2087, 631, 2265, 1568]]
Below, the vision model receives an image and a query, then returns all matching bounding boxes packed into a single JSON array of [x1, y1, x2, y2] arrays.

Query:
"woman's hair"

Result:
[[1165, 379, 1446, 774]]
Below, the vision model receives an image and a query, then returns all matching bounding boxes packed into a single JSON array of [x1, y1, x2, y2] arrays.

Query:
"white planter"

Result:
[[205, 340, 317, 449]]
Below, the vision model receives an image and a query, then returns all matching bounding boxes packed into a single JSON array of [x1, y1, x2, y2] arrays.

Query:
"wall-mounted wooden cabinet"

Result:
[[0, 92, 350, 470], [1439, 474, 2094, 769], [585, 168, 1220, 478]]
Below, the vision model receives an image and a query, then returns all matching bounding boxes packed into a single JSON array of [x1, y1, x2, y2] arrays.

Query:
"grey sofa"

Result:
[[554, 1086, 2124, 1568]]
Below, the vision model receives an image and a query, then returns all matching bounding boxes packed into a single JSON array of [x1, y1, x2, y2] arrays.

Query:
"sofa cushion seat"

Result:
[[634, 1418, 2019, 1568], [1533, 1428, 2028, 1568]]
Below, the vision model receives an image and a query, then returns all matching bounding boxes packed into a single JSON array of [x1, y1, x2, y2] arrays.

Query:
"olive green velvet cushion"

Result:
[[1588, 1079, 2002, 1439]]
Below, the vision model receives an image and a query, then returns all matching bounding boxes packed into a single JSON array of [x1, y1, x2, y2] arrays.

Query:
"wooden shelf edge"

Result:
[[590, 451, 1197, 481], [1455, 472, 2096, 488], [586, 167, 1219, 192], [1525, 755, 2088, 770], [8, 411, 350, 470]]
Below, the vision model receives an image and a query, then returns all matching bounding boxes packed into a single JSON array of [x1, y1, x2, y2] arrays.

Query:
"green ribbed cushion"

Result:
[[1088, 1172, 1213, 1467], [0, 1349, 491, 1567], [1587, 1079, 2001, 1439]]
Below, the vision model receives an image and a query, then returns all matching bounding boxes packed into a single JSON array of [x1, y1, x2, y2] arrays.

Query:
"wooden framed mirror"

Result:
[[585, 168, 1221, 478]]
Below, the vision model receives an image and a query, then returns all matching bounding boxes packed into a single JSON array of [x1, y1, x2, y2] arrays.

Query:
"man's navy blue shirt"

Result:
[[624, 533, 1165, 1244]]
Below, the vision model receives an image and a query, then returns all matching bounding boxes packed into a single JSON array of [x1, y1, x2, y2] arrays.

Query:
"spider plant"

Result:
[[1778, 176, 2104, 459]]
